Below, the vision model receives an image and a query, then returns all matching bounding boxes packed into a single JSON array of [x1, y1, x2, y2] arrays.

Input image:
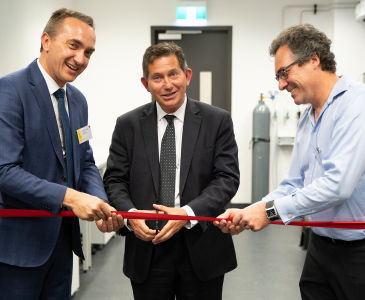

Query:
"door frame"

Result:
[[151, 26, 232, 114]]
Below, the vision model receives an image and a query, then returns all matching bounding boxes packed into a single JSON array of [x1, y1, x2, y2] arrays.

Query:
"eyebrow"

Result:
[[69, 38, 95, 52], [150, 69, 180, 77]]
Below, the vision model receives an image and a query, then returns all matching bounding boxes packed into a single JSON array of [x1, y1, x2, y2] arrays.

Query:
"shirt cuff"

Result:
[[125, 208, 137, 231], [274, 194, 300, 224], [182, 205, 197, 229]]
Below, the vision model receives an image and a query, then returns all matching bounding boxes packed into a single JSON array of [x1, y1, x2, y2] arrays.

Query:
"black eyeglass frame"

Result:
[[275, 60, 298, 81]]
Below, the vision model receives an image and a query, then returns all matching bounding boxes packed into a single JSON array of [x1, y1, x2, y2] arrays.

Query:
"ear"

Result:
[[141, 77, 150, 92], [41, 32, 51, 53], [185, 69, 193, 86], [311, 54, 321, 70]]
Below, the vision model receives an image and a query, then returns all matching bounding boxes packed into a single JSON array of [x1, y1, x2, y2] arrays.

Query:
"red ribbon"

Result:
[[0, 210, 365, 229]]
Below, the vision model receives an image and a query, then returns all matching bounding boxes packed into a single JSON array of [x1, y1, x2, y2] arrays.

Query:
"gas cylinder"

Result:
[[251, 94, 270, 203]]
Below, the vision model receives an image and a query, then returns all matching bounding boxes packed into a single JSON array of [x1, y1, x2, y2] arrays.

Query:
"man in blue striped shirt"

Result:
[[215, 24, 365, 299]]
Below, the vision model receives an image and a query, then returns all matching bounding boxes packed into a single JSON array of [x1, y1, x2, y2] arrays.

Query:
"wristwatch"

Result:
[[265, 201, 280, 221]]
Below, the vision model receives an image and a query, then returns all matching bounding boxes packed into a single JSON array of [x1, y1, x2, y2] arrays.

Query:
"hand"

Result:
[[214, 204, 270, 235], [96, 205, 124, 233], [152, 204, 188, 245], [214, 209, 243, 235], [128, 210, 161, 242], [62, 188, 111, 221]]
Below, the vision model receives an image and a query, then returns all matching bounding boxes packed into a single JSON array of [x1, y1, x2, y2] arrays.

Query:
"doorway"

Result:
[[151, 26, 232, 113]]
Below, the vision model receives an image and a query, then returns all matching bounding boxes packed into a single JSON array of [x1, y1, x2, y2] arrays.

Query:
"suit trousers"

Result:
[[131, 230, 224, 300], [0, 217, 73, 300], [300, 232, 365, 300]]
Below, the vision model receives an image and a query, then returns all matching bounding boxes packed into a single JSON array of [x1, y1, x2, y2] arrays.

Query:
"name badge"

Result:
[[77, 125, 93, 144]]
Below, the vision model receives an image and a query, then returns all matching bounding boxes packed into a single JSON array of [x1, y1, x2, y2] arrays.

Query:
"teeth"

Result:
[[291, 88, 296, 94], [66, 62, 78, 71]]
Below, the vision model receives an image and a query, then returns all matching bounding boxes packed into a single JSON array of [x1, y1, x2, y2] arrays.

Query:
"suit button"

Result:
[[62, 176, 67, 182]]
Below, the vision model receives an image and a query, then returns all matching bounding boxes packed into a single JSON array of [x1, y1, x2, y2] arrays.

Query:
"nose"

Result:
[[278, 77, 288, 91], [163, 77, 173, 89], [73, 50, 86, 66]]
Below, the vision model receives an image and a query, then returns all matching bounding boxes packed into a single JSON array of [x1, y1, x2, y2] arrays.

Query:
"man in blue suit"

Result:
[[0, 8, 124, 299]]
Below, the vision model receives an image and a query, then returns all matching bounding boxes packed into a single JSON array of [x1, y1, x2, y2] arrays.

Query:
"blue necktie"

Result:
[[54, 88, 74, 188]]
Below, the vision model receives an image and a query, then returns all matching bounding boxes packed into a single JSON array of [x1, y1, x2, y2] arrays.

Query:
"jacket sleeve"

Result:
[[187, 111, 240, 224], [104, 118, 136, 203], [79, 142, 108, 201]]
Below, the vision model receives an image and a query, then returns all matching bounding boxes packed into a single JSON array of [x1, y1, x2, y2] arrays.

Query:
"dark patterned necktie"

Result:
[[159, 115, 176, 208], [54, 88, 74, 188]]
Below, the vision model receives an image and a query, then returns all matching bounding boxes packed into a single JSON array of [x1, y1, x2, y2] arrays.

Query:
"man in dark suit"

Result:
[[0, 8, 123, 299], [103, 42, 239, 300]]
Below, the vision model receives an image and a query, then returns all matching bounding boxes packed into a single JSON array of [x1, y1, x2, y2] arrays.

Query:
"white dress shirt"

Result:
[[126, 96, 197, 230], [37, 59, 68, 158]]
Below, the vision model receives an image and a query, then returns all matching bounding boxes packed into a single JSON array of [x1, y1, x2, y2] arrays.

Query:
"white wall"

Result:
[[1, 0, 364, 203]]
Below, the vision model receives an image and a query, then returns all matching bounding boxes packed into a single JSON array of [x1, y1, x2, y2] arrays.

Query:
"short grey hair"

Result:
[[269, 24, 336, 73], [142, 42, 188, 80], [40, 8, 95, 52]]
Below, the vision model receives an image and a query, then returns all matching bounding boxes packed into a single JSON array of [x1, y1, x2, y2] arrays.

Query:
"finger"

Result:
[[137, 229, 156, 241], [106, 217, 114, 232], [153, 221, 179, 244], [217, 220, 227, 229], [217, 211, 230, 219], [99, 202, 112, 220], [109, 206, 117, 212], [134, 222, 156, 241], [111, 213, 119, 231], [116, 215, 124, 229], [96, 219, 107, 232], [152, 223, 170, 242], [221, 226, 230, 234], [138, 219, 156, 234], [232, 213, 243, 226], [93, 215, 102, 221]]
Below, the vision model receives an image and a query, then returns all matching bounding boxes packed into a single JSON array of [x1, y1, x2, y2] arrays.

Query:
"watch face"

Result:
[[267, 208, 276, 217]]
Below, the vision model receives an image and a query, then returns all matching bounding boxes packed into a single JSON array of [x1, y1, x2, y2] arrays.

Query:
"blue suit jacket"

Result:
[[0, 59, 107, 267]]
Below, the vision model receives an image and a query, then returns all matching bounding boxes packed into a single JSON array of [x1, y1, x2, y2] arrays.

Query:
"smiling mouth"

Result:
[[65, 62, 79, 71], [162, 91, 177, 97], [290, 88, 296, 94]]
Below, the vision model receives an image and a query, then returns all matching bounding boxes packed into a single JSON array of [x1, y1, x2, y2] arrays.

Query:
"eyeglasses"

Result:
[[275, 60, 298, 81]]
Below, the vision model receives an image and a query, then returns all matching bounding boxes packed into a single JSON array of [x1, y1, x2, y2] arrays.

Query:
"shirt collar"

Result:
[[37, 58, 67, 96], [156, 95, 187, 123], [326, 74, 350, 105], [306, 74, 350, 123]]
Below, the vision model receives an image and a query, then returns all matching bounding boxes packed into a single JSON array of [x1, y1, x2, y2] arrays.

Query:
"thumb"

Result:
[[217, 210, 231, 219], [153, 204, 171, 214]]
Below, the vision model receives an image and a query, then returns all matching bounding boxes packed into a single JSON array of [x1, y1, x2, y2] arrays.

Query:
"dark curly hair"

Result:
[[269, 24, 336, 73]]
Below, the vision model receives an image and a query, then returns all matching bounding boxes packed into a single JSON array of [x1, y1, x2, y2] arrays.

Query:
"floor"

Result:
[[72, 224, 307, 300]]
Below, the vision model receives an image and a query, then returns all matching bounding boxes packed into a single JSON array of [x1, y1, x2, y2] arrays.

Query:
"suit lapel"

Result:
[[29, 60, 65, 170], [180, 98, 202, 195], [66, 86, 81, 188], [140, 103, 160, 197]]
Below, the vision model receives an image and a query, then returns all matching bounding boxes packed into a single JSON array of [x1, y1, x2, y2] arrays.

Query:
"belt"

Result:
[[315, 233, 365, 245]]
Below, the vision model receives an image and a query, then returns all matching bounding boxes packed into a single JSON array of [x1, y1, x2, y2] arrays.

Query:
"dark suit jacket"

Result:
[[104, 98, 239, 283], [0, 59, 107, 267]]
